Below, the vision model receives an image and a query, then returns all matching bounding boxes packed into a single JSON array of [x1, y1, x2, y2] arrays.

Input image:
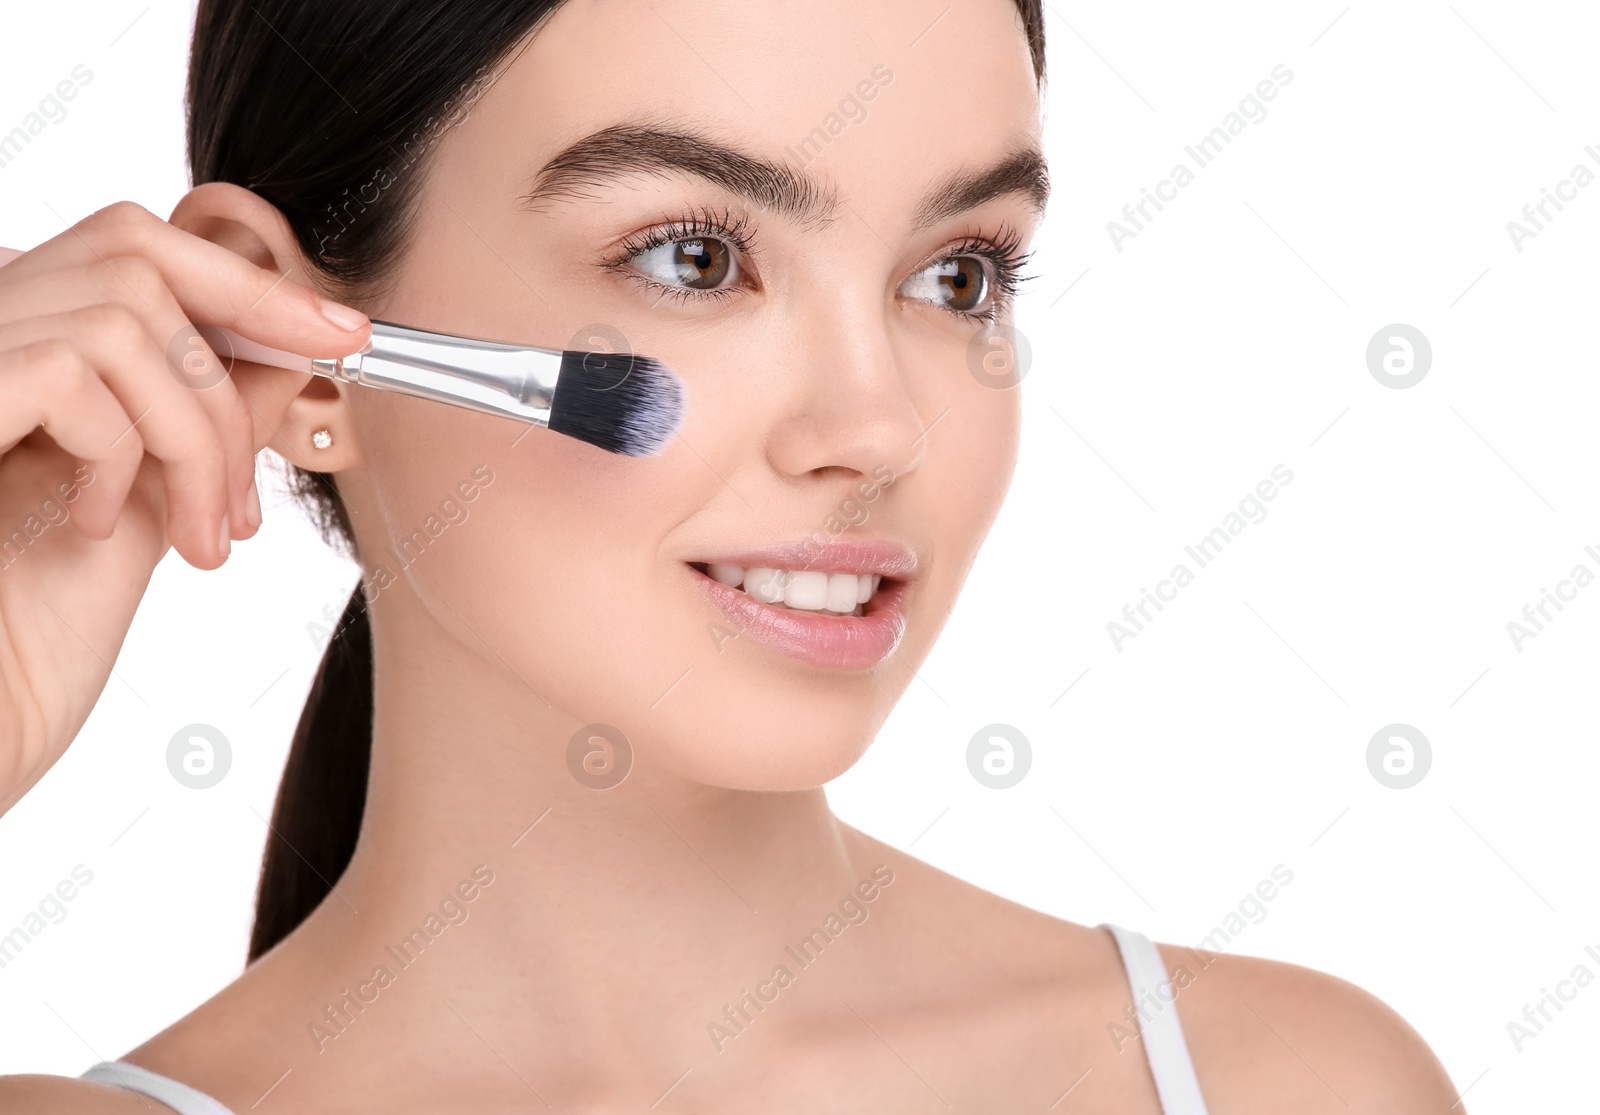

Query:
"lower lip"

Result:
[[687, 566, 909, 671]]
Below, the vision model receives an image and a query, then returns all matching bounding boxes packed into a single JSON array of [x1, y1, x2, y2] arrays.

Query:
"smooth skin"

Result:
[[0, 0, 1461, 1110]]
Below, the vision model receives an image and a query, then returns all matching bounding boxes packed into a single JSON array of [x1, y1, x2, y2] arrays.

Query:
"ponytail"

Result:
[[248, 587, 372, 961]]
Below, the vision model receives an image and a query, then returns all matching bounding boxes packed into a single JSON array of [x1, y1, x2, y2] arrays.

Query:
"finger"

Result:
[[13, 260, 265, 539], [0, 339, 144, 541], [0, 259, 314, 455], [0, 306, 232, 568], [0, 200, 370, 359]]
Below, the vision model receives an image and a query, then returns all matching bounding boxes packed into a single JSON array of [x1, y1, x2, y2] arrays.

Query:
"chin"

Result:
[[643, 709, 885, 792]]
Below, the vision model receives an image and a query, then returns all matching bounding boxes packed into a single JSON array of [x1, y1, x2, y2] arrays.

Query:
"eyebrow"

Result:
[[518, 121, 1050, 236]]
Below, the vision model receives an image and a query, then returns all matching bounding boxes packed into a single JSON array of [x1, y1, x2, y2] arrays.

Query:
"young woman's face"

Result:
[[337, 0, 1047, 789]]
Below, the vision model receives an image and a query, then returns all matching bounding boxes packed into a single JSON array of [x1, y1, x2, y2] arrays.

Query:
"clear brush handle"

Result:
[[313, 320, 564, 425]]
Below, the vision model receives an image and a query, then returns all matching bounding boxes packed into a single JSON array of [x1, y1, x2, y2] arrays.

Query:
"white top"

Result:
[[80, 924, 1208, 1114], [1101, 922, 1212, 1113], [79, 1059, 234, 1115]]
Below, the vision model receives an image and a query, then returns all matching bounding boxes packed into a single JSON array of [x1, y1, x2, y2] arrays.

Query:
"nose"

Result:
[[762, 293, 931, 485]]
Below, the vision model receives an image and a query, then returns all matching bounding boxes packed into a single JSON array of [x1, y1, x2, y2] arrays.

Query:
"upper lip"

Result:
[[690, 538, 919, 579]]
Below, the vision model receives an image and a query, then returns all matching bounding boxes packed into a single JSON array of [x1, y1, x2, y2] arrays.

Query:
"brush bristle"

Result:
[[548, 350, 685, 456]]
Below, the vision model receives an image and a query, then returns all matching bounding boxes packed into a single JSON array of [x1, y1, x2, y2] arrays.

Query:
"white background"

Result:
[[1, 2, 1596, 1111]]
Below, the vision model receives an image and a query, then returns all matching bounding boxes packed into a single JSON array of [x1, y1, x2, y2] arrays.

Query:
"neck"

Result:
[[289, 593, 888, 1072]]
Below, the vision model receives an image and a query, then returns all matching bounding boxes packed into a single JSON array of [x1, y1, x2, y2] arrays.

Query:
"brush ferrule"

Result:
[[310, 319, 564, 425]]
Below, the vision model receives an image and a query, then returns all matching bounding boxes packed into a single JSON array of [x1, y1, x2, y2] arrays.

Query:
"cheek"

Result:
[[935, 382, 1020, 537], [900, 382, 1018, 630], [357, 381, 689, 534], [427, 439, 883, 789], [356, 393, 716, 712]]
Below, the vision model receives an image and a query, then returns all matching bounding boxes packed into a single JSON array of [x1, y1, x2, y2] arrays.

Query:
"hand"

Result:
[[0, 193, 370, 816]]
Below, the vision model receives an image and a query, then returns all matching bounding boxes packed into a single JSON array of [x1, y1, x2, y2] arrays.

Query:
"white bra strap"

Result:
[[80, 1060, 237, 1115], [1100, 923, 1211, 1115]]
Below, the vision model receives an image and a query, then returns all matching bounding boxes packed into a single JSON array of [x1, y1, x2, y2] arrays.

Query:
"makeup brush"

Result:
[[0, 246, 685, 457]]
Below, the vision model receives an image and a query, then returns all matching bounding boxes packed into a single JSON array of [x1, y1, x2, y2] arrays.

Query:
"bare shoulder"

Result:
[[0, 1074, 154, 1113], [837, 823, 1120, 985], [1151, 942, 1465, 1113], [840, 828, 1462, 1109]]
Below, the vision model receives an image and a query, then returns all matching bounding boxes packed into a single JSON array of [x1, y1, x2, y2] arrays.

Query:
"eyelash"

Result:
[[605, 205, 759, 306], [604, 206, 1037, 324], [936, 224, 1036, 324]]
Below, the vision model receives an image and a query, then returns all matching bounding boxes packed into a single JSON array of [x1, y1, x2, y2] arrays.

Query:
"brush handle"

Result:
[[312, 319, 563, 424], [0, 244, 567, 427]]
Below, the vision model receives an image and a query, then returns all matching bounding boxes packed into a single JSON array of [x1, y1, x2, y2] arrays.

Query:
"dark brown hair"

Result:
[[184, 0, 1047, 963]]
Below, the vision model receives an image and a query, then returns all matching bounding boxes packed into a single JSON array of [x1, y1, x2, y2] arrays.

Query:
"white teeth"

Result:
[[708, 562, 744, 587], [744, 567, 786, 604], [698, 563, 884, 615], [784, 570, 829, 609], [827, 573, 860, 613]]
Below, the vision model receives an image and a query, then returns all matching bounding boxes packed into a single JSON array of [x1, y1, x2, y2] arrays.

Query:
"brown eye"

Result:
[[633, 235, 737, 291], [902, 255, 994, 316]]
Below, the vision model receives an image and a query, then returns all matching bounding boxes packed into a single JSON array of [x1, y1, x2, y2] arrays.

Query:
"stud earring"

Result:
[[311, 428, 333, 450]]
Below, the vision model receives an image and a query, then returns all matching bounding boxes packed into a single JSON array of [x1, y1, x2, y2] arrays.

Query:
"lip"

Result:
[[690, 538, 919, 579], [684, 547, 913, 671]]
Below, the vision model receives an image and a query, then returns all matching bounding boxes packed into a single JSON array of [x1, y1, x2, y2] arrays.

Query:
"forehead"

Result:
[[455, 0, 1043, 224]]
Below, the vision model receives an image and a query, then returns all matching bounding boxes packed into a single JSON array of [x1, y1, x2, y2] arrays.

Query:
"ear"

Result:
[[167, 181, 366, 472]]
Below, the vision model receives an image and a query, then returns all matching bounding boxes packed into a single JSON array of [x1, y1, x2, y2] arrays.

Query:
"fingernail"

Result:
[[245, 478, 262, 530], [218, 513, 231, 559], [318, 297, 369, 332]]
